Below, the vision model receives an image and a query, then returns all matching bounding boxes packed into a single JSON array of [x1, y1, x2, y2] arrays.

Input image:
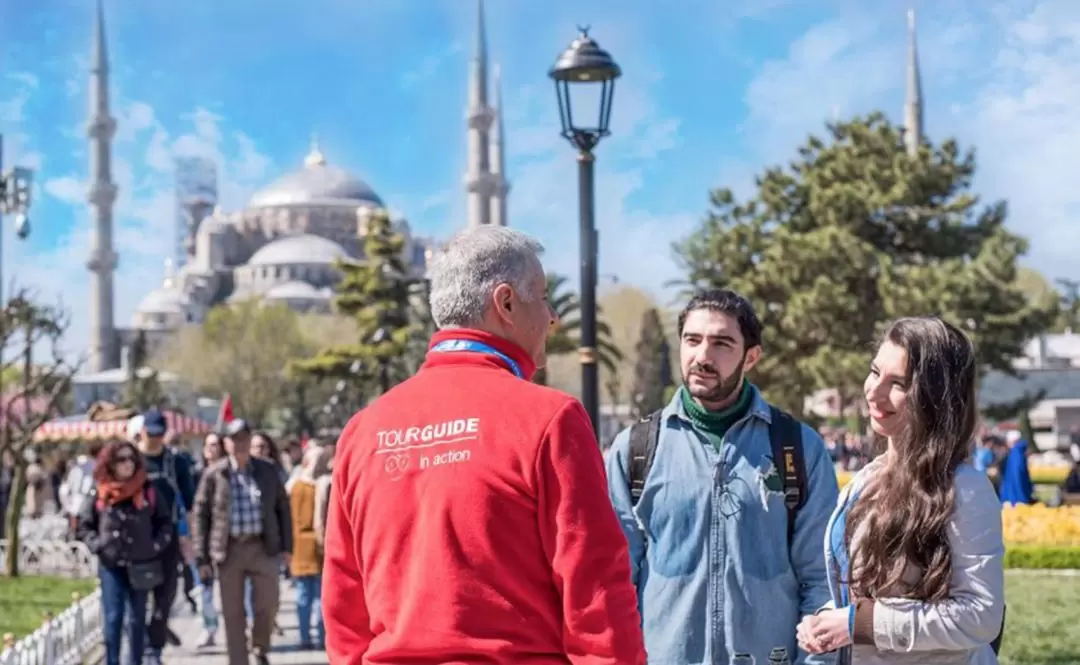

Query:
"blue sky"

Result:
[[1, 0, 1079, 355]]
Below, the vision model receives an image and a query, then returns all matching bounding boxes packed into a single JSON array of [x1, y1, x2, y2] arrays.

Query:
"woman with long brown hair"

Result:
[[77, 441, 173, 665], [797, 317, 1005, 663]]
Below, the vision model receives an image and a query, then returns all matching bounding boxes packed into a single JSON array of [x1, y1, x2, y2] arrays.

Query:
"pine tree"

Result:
[[676, 112, 1057, 413], [629, 308, 672, 418], [294, 210, 416, 394]]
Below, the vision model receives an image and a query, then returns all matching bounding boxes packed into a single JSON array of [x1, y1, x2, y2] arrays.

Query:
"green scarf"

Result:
[[679, 381, 754, 451]]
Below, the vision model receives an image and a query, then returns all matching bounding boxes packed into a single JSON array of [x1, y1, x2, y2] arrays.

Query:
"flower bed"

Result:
[[835, 465, 1069, 489], [827, 478, 1080, 569], [1003, 504, 1080, 547]]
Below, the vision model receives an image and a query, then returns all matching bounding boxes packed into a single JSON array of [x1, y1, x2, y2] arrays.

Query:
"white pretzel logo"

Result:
[[384, 453, 410, 480]]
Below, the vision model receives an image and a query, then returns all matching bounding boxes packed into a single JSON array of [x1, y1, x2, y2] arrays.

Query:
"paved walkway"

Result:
[[163, 580, 327, 665]]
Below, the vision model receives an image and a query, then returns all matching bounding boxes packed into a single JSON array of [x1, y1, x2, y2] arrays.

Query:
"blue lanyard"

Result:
[[429, 339, 524, 379]]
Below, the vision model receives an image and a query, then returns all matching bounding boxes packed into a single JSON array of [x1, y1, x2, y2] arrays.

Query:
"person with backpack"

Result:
[[604, 289, 839, 665], [76, 441, 173, 665], [132, 409, 196, 665]]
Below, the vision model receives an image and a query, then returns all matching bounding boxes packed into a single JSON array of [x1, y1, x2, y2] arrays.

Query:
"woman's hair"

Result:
[[93, 441, 144, 484], [202, 433, 222, 463], [302, 445, 333, 480], [253, 431, 279, 460], [846, 316, 978, 601]]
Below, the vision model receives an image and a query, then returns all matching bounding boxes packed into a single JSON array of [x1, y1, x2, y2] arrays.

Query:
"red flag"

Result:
[[216, 394, 234, 430]]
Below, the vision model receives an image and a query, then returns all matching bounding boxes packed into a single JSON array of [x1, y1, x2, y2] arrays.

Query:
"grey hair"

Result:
[[428, 226, 545, 328]]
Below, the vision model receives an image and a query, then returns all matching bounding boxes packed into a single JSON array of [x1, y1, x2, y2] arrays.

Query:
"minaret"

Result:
[[903, 8, 924, 158], [464, 0, 494, 227], [87, 0, 119, 371], [489, 64, 510, 227]]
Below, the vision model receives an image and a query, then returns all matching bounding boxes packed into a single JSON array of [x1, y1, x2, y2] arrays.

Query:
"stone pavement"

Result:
[[162, 580, 327, 665]]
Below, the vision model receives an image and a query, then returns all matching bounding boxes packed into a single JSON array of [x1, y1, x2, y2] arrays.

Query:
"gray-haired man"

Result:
[[322, 226, 646, 665]]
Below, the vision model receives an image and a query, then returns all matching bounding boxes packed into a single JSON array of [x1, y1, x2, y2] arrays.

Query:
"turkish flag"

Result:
[[215, 394, 234, 430]]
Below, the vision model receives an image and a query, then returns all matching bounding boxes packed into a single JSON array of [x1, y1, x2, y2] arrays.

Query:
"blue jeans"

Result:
[[99, 565, 149, 665], [294, 575, 324, 647], [190, 563, 218, 631]]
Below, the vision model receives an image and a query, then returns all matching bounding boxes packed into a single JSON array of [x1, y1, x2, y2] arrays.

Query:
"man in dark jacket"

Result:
[[192, 419, 292, 665], [133, 409, 196, 664]]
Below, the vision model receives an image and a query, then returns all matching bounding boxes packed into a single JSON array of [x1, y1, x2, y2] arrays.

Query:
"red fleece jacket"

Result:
[[322, 329, 645, 665]]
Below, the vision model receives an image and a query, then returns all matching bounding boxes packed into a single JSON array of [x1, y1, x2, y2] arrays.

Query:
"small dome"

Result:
[[265, 280, 332, 301], [248, 234, 348, 267], [136, 260, 186, 314], [136, 287, 185, 315], [248, 143, 383, 209]]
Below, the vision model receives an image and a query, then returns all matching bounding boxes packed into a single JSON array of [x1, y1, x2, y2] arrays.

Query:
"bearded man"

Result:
[[605, 289, 840, 665]]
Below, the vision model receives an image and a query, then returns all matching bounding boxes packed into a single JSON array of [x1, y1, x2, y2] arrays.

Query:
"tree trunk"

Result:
[[4, 461, 26, 577]]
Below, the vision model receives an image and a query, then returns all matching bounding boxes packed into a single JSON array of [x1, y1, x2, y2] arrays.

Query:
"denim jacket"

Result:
[[823, 459, 1005, 665], [605, 387, 839, 665]]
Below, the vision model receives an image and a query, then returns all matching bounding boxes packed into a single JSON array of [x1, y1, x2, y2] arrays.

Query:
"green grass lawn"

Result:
[[0, 576, 97, 640], [1000, 572, 1080, 665]]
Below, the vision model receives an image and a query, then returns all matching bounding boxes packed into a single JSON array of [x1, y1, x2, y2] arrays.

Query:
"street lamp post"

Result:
[[549, 27, 621, 435], [0, 134, 35, 308]]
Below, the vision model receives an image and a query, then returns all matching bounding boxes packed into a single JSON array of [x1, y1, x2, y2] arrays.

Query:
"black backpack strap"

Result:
[[990, 604, 1006, 655], [768, 405, 807, 543], [628, 411, 663, 506]]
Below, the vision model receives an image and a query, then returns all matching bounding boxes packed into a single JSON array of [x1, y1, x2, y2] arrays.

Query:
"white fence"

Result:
[[0, 588, 102, 665], [0, 540, 101, 665], [0, 541, 95, 579], [17, 516, 72, 544]]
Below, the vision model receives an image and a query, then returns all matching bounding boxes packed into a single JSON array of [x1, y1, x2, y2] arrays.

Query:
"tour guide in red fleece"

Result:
[[322, 226, 646, 665]]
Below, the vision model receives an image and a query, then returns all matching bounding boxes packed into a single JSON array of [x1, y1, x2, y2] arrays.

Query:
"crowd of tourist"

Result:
[[10, 224, 1080, 664], [42, 411, 332, 665]]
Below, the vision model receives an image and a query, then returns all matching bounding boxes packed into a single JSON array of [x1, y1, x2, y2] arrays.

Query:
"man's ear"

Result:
[[492, 283, 514, 321], [743, 345, 763, 373]]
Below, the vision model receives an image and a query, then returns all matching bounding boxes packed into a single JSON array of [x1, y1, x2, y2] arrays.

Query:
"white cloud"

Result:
[[1, 84, 274, 360], [401, 40, 465, 89], [504, 48, 693, 301], [8, 72, 40, 89], [960, 0, 1080, 281], [737, 2, 1080, 282], [44, 176, 85, 205]]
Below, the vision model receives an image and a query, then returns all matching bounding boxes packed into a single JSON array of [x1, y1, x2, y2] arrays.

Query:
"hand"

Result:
[[282, 553, 292, 568], [179, 536, 194, 564], [198, 565, 213, 583], [797, 608, 853, 655]]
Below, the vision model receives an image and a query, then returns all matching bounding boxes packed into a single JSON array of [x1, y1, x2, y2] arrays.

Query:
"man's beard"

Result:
[[684, 357, 745, 406]]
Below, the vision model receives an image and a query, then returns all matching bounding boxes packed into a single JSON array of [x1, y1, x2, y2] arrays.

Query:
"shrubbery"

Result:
[[1004, 546, 1080, 570]]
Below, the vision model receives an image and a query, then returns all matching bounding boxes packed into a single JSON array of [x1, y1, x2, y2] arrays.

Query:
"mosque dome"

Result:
[[264, 280, 332, 301], [135, 259, 186, 314], [136, 288, 185, 314], [248, 233, 349, 267], [247, 141, 384, 209]]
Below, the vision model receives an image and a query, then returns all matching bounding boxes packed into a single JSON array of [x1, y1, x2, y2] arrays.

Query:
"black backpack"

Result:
[[627, 404, 807, 543]]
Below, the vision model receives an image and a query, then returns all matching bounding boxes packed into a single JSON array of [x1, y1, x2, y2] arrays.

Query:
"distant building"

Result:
[[981, 333, 1080, 450], [75, 0, 510, 384]]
